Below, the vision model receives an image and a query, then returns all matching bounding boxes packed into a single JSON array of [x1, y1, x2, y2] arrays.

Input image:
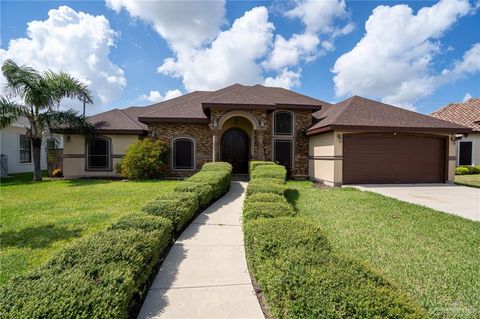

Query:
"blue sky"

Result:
[[1, 0, 479, 115]]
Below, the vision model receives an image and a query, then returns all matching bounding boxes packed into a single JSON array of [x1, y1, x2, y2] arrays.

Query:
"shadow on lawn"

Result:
[[285, 188, 299, 210], [1, 224, 83, 249]]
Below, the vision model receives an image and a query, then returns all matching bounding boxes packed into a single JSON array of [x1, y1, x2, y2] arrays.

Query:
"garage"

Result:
[[343, 133, 447, 184]]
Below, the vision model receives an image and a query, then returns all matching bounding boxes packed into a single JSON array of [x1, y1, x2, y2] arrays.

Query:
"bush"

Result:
[[244, 218, 427, 319], [0, 221, 172, 319], [187, 171, 230, 199], [455, 165, 480, 175], [201, 162, 232, 174], [175, 182, 214, 207], [108, 213, 173, 234], [251, 164, 286, 181], [141, 192, 199, 232], [119, 138, 167, 180], [246, 193, 288, 204], [249, 160, 276, 175], [52, 168, 63, 177], [243, 201, 295, 221], [246, 179, 285, 196]]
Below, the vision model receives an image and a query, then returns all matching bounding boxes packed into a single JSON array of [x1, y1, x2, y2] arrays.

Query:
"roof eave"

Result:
[[138, 117, 210, 124], [307, 125, 473, 136], [52, 128, 147, 135]]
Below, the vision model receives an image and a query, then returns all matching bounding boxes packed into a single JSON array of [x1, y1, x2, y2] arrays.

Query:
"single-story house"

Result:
[[431, 97, 479, 166], [0, 117, 63, 175], [57, 84, 470, 185]]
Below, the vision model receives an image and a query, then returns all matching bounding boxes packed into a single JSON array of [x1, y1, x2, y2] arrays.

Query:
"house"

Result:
[[431, 98, 479, 166], [56, 84, 470, 185], [0, 117, 62, 175]]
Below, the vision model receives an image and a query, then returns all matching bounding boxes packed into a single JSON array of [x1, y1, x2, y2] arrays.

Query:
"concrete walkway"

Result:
[[351, 184, 480, 221], [138, 182, 264, 319]]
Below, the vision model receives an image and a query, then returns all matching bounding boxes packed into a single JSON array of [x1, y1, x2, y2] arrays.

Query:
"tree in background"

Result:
[[0, 59, 94, 181]]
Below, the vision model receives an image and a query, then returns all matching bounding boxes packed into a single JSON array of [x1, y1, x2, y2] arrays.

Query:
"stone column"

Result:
[[211, 128, 222, 162], [255, 128, 266, 160]]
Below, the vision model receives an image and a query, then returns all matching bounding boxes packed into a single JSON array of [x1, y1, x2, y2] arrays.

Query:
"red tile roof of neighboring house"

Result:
[[308, 96, 471, 135], [430, 98, 480, 131]]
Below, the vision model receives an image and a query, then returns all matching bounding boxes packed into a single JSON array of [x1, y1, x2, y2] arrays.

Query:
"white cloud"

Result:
[[263, 0, 352, 87], [332, 0, 476, 108], [0, 6, 126, 109], [264, 69, 301, 89], [157, 7, 274, 91], [141, 89, 182, 103], [463, 92, 473, 102], [106, 0, 226, 51]]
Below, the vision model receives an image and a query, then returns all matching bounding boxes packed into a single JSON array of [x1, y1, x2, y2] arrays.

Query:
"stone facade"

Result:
[[148, 108, 312, 178]]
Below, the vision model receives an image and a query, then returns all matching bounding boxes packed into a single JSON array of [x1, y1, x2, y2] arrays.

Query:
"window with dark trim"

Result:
[[274, 139, 293, 170], [87, 138, 111, 170], [19, 134, 32, 163], [458, 141, 473, 165], [274, 111, 293, 135], [173, 138, 194, 170]]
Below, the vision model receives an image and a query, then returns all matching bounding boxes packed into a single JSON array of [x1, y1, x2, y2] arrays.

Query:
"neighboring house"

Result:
[[56, 84, 469, 185], [0, 117, 63, 174], [431, 98, 480, 166]]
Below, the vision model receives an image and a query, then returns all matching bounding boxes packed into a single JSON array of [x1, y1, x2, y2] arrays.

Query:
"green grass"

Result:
[[455, 174, 480, 188], [0, 173, 178, 286], [286, 181, 480, 319]]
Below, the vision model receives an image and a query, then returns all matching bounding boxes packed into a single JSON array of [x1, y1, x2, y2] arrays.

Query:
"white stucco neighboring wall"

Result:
[[457, 132, 480, 166], [0, 124, 48, 174]]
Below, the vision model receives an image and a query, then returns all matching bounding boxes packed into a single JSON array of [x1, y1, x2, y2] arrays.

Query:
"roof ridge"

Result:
[[202, 83, 248, 102], [328, 96, 356, 124], [140, 91, 210, 118], [118, 108, 144, 129]]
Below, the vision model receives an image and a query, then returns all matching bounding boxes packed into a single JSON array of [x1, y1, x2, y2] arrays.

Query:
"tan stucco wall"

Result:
[[309, 130, 456, 186], [457, 132, 480, 166], [62, 134, 139, 178]]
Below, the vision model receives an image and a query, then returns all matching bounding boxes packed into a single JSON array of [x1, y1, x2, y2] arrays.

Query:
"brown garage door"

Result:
[[343, 133, 446, 184]]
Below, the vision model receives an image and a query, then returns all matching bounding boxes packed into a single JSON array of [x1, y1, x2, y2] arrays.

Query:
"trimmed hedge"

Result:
[[243, 201, 295, 221], [187, 170, 230, 199], [201, 162, 233, 174], [0, 215, 173, 319], [246, 180, 286, 196], [244, 218, 427, 319], [455, 165, 480, 175], [0, 161, 233, 319], [174, 181, 214, 207], [246, 193, 288, 204], [251, 164, 287, 181], [249, 160, 275, 175]]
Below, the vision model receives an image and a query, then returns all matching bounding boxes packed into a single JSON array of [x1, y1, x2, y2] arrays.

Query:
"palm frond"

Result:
[[42, 71, 93, 107], [0, 96, 30, 128], [42, 109, 95, 141], [1, 59, 41, 99]]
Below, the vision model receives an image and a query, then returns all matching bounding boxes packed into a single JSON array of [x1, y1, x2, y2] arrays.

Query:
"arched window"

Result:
[[172, 138, 195, 170], [274, 111, 293, 135], [87, 137, 111, 170]]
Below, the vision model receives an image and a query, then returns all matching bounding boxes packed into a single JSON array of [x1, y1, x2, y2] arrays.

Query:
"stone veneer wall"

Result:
[[148, 123, 212, 177]]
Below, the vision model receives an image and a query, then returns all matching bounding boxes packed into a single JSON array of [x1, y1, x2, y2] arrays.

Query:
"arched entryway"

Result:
[[221, 128, 250, 173]]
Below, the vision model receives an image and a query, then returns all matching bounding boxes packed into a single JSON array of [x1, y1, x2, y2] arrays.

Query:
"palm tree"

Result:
[[0, 59, 94, 181]]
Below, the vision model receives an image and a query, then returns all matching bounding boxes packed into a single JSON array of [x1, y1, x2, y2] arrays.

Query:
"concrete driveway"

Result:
[[350, 184, 480, 221]]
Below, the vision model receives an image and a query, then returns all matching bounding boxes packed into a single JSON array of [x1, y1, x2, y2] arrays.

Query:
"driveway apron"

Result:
[[137, 181, 264, 319]]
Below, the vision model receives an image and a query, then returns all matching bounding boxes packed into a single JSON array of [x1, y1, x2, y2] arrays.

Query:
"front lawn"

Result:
[[286, 181, 480, 318], [455, 174, 480, 188], [0, 174, 178, 286]]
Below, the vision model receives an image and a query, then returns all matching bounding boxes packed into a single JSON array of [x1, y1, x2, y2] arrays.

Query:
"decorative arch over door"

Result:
[[221, 128, 250, 174]]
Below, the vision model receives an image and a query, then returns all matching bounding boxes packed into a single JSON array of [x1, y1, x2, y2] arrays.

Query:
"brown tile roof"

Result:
[[430, 98, 480, 131], [308, 96, 471, 135], [86, 84, 330, 132]]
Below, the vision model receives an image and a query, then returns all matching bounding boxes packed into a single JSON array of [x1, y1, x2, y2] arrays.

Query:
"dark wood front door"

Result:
[[343, 133, 446, 184], [221, 128, 249, 173]]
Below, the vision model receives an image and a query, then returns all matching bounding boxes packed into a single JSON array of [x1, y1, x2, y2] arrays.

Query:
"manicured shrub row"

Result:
[[0, 162, 232, 319], [0, 214, 173, 319], [249, 160, 275, 175], [143, 162, 232, 232], [243, 162, 425, 318], [243, 161, 294, 221], [455, 165, 480, 175], [244, 218, 427, 319]]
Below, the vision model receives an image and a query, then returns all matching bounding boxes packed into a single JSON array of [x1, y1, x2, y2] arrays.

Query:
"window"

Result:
[[19, 134, 32, 163], [274, 139, 293, 170], [87, 137, 111, 170], [173, 138, 195, 170], [46, 137, 58, 149], [274, 111, 293, 135], [458, 141, 473, 165]]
